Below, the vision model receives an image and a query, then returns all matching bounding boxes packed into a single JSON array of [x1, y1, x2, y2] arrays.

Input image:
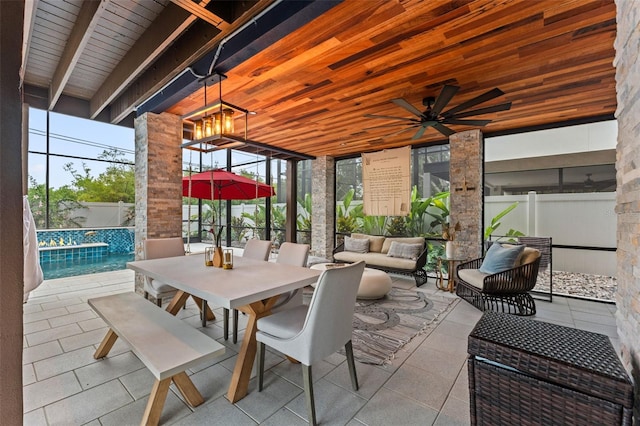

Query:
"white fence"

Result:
[[67, 201, 134, 227], [486, 192, 616, 276]]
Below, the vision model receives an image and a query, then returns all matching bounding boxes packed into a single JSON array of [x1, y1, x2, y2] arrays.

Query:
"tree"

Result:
[[64, 148, 135, 203], [27, 177, 85, 228], [28, 148, 134, 229]]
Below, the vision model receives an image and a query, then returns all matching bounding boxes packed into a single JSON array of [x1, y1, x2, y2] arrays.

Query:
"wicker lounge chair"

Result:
[[456, 245, 541, 316]]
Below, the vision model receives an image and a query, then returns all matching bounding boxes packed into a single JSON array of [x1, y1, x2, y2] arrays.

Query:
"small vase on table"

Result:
[[445, 241, 455, 258], [213, 246, 224, 268]]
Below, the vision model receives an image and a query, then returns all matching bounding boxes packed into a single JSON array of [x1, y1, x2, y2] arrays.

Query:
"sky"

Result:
[[28, 108, 135, 189]]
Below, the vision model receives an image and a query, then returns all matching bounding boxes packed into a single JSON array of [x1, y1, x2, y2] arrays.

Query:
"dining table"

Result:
[[127, 253, 321, 403]]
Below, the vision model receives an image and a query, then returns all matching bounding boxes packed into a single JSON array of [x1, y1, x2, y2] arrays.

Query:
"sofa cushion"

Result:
[[381, 237, 424, 254], [518, 247, 541, 266], [386, 241, 423, 260], [333, 251, 417, 271], [344, 236, 369, 253], [479, 243, 524, 274], [351, 233, 385, 253]]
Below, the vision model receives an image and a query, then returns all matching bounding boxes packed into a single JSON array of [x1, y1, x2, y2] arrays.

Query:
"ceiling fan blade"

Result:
[[412, 125, 428, 140], [433, 123, 456, 137], [364, 114, 417, 122], [391, 98, 425, 118], [445, 102, 512, 119], [441, 88, 505, 117], [442, 119, 492, 126], [430, 85, 459, 116]]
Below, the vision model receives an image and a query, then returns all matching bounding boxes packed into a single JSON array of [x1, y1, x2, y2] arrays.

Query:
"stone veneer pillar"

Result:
[[614, 0, 640, 419], [311, 156, 335, 259], [134, 112, 183, 294], [449, 129, 484, 259]]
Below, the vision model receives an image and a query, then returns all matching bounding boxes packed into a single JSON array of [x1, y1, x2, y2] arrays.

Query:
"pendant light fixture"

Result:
[[181, 72, 247, 153]]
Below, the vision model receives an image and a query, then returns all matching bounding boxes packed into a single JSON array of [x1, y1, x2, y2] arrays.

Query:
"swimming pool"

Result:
[[41, 253, 134, 280]]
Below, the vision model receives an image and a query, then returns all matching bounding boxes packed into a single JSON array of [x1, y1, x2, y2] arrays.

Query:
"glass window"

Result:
[[485, 164, 616, 195], [297, 160, 312, 244], [27, 107, 135, 230], [271, 159, 286, 246]]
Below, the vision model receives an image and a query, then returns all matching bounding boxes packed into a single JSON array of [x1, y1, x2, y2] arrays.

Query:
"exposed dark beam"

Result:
[[135, 0, 343, 117], [170, 0, 228, 29], [49, 0, 106, 110], [109, 0, 275, 124]]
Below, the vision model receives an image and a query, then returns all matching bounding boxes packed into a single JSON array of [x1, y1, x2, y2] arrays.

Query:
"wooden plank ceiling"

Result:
[[22, 0, 616, 160], [166, 0, 617, 159]]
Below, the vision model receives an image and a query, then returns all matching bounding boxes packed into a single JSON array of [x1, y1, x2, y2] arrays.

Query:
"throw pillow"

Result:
[[386, 241, 423, 260], [350, 233, 385, 252], [381, 237, 424, 254], [479, 243, 525, 274], [344, 236, 369, 253]]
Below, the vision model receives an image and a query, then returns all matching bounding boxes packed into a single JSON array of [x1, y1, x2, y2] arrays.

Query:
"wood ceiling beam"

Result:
[[20, 0, 38, 82], [170, 0, 229, 31], [108, 0, 275, 124], [89, 2, 203, 119], [49, 0, 108, 110]]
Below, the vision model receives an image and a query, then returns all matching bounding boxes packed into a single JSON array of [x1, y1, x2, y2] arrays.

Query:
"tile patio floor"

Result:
[[22, 269, 619, 425]]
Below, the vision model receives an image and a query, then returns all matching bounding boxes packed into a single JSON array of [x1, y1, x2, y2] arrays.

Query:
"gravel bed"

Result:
[[533, 270, 616, 302]]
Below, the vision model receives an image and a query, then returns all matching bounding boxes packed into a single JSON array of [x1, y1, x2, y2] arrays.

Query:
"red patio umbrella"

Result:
[[182, 169, 275, 201], [182, 169, 275, 245]]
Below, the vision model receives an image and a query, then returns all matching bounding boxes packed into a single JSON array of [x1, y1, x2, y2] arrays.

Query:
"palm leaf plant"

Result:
[[337, 188, 363, 235], [484, 202, 524, 241]]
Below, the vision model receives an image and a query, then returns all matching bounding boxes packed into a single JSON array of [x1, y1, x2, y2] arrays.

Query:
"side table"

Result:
[[436, 256, 466, 292], [468, 312, 633, 425]]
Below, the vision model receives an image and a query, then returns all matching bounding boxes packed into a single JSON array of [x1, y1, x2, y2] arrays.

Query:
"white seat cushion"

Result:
[[457, 268, 489, 290], [257, 305, 308, 339], [146, 278, 177, 294]]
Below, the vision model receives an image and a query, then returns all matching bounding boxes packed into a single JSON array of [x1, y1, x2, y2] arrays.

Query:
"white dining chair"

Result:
[[144, 237, 213, 327], [271, 242, 310, 312], [143, 237, 184, 306], [224, 239, 272, 342], [256, 261, 366, 426]]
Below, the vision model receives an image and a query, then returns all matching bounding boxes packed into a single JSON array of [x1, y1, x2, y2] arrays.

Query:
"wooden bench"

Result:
[[88, 292, 225, 426]]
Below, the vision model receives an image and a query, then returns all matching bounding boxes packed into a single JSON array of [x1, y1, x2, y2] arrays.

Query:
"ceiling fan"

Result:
[[584, 173, 595, 189], [364, 85, 512, 139]]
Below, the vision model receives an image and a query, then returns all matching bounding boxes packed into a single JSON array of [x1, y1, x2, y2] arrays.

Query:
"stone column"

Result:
[[614, 0, 640, 419], [311, 156, 335, 259], [134, 112, 183, 294], [449, 129, 484, 259]]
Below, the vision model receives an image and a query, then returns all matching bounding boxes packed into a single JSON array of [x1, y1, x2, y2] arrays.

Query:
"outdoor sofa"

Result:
[[332, 233, 428, 285]]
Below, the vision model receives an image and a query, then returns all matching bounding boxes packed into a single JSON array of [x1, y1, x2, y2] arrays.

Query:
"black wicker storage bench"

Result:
[[467, 312, 633, 426]]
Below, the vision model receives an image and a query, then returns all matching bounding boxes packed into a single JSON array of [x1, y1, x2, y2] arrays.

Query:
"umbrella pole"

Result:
[[186, 151, 193, 254], [218, 184, 222, 246]]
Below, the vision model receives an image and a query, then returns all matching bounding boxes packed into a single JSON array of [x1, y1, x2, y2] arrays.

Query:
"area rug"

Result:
[[347, 288, 458, 365]]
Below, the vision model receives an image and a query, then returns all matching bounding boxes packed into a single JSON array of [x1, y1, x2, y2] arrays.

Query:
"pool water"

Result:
[[41, 253, 134, 280]]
